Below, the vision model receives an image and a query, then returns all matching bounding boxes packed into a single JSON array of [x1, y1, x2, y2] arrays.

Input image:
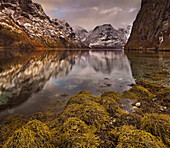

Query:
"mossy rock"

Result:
[[123, 91, 139, 100], [54, 117, 100, 148], [124, 85, 154, 99], [100, 96, 125, 117], [137, 80, 164, 93], [3, 120, 54, 148], [101, 91, 122, 101], [0, 115, 27, 146], [141, 113, 170, 146], [144, 70, 169, 81], [59, 101, 110, 128], [66, 91, 100, 107], [113, 125, 166, 148], [156, 87, 170, 99], [113, 113, 141, 129]]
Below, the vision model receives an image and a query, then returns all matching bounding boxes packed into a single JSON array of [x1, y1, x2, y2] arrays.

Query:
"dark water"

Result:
[[0, 49, 170, 119]]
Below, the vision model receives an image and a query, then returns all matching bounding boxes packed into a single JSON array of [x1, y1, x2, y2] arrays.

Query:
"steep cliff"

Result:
[[0, 0, 84, 48], [125, 0, 170, 50], [0, 11, 35, 49]]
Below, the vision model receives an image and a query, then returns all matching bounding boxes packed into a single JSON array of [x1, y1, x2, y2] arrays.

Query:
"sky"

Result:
[[33, 0, 141, 30]]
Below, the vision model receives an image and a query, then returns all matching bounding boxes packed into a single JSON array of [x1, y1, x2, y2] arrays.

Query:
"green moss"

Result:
[[113, 125, 166, 148], [100, 96, 125, 117], [66, 91, 101, 107], [3, 120, 54, 148], [54, 117, 100, 148], [124, 85, 154, 99], [141, 113, 170, 146], [60, 101, 110, 128], [101, 91, 122, 102]]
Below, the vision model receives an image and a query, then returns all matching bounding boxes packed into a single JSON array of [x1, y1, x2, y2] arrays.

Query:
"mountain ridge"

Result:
[[0, 0, 85, 49]]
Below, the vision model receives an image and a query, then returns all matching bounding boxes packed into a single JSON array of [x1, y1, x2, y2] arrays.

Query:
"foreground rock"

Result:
[[0, 0, 84, 48], [0, 79, 169, 147], [125, 0, 170, 50]]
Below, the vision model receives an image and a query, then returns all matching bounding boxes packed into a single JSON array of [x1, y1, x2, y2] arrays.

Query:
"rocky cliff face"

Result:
[[125, 0, 170, 50], [80, 24, 130, 49], [0, 0, 84, 48], [0, 11, 34, 48]]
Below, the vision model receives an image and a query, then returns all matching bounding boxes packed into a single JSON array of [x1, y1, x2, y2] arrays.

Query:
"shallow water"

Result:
[[0, 49, 169, 119]]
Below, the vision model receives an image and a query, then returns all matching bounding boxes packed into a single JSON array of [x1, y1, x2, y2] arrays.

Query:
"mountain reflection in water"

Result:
[[0, 49, 135, 119]]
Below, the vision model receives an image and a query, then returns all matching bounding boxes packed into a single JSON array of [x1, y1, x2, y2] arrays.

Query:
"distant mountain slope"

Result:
[[0, 0, 84, 48], [125, 0, 170, 50], [84, 24, 131, 49], [73, 26, 89, 42]]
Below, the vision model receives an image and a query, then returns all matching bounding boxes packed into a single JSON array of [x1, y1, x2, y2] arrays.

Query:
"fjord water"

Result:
[[0, 49, 169, 119]]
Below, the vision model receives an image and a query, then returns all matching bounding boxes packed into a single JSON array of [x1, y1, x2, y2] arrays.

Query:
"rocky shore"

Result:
[[0, 76, 169, 147]]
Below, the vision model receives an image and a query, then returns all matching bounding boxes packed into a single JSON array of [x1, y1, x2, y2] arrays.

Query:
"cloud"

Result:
[[33, 0, 141, 30], [99, 7, 122, 15]]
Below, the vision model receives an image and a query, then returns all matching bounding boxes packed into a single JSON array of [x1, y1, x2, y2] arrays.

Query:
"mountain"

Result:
[[0, 11, 34, 48], [73, 26, 89, 42], [125, 0, 170, 50], [0, 0, 84, 49], [82, 24, 130, 49]]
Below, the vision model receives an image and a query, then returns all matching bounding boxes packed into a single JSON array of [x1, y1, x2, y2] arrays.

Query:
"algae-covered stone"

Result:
[[66, 91, 101, 107], [113, 113, 141, 129], [123, 91, 139, 100], [100, 96, 125, 117], [0, 115, 27, 146], [54, 117, 100, 148], [123, 85, 154, 99], [60, 101, 110, 128], [141, 113, 170, 146], [3, 120, 54, 148], [101, 91, 122, 101], [156, 87, 170, 99], [114, 125, 166, 148], [137, 80, 164, 93]]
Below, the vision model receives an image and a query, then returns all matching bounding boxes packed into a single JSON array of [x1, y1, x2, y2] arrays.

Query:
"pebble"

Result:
[[160, 106, 167, 112], [152, 98, 157, 102], [135, 102, 141, 107]]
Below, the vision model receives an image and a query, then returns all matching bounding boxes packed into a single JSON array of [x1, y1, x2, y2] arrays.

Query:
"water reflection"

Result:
[[0, 49, 135, 119]]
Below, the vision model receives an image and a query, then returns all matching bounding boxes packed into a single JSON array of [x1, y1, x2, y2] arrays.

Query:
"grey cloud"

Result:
[[33, 0, 141, 30]]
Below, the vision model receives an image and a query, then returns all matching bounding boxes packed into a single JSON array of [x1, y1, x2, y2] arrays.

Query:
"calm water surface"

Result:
[[0, 49, 169, 119]]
